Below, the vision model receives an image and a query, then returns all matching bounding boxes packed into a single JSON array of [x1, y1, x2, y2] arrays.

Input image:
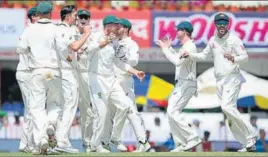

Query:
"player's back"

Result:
[[27, 19, 58, 69]]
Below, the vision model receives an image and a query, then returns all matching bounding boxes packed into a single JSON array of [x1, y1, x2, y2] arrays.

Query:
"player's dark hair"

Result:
[[60, 5, 76, 21]]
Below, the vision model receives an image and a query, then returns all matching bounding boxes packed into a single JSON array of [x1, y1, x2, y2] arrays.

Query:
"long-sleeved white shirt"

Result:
[[113, 37, 139, 78], [188, 32, 248, 78], [16, 27, 31, 71], [162, 40, 197, 81], [55, 22, 77, 69], [16, 19, 59, 69], [85, 31, 131, 77]]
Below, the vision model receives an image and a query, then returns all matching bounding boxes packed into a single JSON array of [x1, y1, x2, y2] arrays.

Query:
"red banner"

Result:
[[52, 10, 151, 48]]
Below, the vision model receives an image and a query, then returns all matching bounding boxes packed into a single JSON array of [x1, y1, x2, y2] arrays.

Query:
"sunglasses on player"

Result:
[[78, 15, 90, 20]]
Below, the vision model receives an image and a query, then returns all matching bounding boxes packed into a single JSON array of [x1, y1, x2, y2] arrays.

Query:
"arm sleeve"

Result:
[[55, 28, 73, 59], [233, 38, 248, 64], [16, 27, 30, 54], [127, 42, 140, 67], [189, 43, 213, 61], [162, 47, 186, 66], [84, 33, 101, 54], [114, 58, 131, 72]]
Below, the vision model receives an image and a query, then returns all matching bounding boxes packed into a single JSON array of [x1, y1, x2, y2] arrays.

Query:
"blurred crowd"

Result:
[[1, 0, 268, 12]]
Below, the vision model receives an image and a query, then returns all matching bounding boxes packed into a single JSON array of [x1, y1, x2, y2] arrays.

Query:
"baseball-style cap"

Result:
[[103, 15, 120, 25], [176, 21, 193, 34], [37, 2, 53, 14], [214, 12, 229, 25], [119, 18, 132, 29], [27, 7, 37, 19], [77, 9, 91, 18]]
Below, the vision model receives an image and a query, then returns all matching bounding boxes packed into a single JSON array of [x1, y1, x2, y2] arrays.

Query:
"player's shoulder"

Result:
[[228, 33, 242, 42], [128, 37, 139, 48]]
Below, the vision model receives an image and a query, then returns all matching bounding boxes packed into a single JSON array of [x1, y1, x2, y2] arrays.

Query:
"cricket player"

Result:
[[180, 13, 257, 152], [17, 7, 38, 153], [85, 15, 145, 153], [54, 5, 91, 153], [74, 9, 94, 153], [16, 2, 61, 154], [110, 18, 151, 152], [156, 21, 202, 152]]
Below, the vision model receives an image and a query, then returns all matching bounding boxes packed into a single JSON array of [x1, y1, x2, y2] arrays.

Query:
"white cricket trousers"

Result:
[[217, 74, 256, 145], [111, 76, 147, 143], [29, 68, 61, 150], [88, 73, 130, 150], [16, 70, 34, 150], [167, 79, 198, 146], [56, 69, 79, 147], [76, 70, 94, 147]]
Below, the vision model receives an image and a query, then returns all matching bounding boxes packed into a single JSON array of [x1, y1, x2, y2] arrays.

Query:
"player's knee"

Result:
[[221, 103, 234, 114]]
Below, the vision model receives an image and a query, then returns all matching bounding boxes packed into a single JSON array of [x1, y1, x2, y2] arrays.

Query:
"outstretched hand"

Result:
[[135, 71, 146, 82], [155, 37, 172, 48]]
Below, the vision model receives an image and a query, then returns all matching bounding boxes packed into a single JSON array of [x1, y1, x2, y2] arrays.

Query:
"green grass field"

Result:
[[1, 152, 268, 156]]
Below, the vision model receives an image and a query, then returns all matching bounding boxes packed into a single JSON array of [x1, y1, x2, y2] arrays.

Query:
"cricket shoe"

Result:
[[54, 146, 79, 154], [91, 146, 110, 153], [19, 146, 33, 153], [182, 137, 202, 151], [47, 147, 61, 155], [170, 145, 185, 152], [40, 138, 49, 155], [133, 141, 151, 152], [246, 136, 257, 150], [47, 124, 57, 148], [238, 145, 256, 152], [110, 140, 127, 152], [83, 145, 91, 153]]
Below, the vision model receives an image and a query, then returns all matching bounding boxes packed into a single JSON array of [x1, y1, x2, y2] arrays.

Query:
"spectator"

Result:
[[150, 117, 170, 143], [193, 119, 203, 139], [256, 129, 268, 152], [250, 115, 259, 132], [202, 131, 212, 152], [219, 121, 227, 140]]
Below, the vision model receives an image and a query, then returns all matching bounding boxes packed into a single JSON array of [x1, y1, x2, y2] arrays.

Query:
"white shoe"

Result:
[[54, 146, 79, 153], [40, 138, 49, 155], [238, 145, 256, 152], [183, 137, 202, 151], [92, 146, 110, 153], [133, 142, 151, 152], [19, 146, 32, 153], [171, 146, 185, 152], [110, 141, 127, 152], [246, 137, 257, 149], [83, 145, 91, 153], [47, 147, 60, 155]]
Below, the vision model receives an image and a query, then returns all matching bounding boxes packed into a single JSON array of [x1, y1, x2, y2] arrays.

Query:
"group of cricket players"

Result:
[[15, 1, 257, 155]]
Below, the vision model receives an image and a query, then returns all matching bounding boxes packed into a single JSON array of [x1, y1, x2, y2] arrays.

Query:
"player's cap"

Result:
[[77, 9, 90, 18], [27, 7, 37, 19], [37, 2, 53, 14], [176, 21, 193, 34], [103, 15, 120, 25], [214, 12, 229, 25], [119, 18, 132, 30]]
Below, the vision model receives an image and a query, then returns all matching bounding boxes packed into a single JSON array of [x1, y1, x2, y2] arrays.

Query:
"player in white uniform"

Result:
[[53, 5, 91, 153], [110, 18, 151, 152], [17, 7, 38, 153], [156, 21, 202, 152], [74, 9, 94, 153], [181, 13, 257, 152], [85, 15, 145, 153], [16, 2, 61, 154]]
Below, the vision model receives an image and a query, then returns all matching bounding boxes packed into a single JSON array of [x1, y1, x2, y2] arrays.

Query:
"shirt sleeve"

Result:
[[127, 42, 139, 67], [189, 42, 213, 61], [55, 27, 74, 59], [114, 57, 131, 72], [233, 37, 248, 64], [16, 27, 30, 54], [115, 41, 139, 67], [84, 33, 101, 54], [162, 47, 185, 66]]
